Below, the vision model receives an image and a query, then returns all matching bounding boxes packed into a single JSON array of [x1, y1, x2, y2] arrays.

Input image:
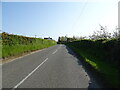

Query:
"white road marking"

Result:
[[12, 58, 48, 89], [52, 50, 57, 54]]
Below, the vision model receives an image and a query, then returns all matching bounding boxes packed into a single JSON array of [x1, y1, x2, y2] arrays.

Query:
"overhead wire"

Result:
[[71, 0, 88, 33]]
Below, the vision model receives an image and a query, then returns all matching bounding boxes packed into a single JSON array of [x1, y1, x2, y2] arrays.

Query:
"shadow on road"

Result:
[[64, 45, 104, 88]]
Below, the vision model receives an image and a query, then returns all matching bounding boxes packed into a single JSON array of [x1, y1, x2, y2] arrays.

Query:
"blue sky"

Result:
[[2, 0, 119, 40], [0, 2, 2, 31]]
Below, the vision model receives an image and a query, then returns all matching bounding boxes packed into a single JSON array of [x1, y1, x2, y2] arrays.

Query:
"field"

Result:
[[1, 32, 56, 59]]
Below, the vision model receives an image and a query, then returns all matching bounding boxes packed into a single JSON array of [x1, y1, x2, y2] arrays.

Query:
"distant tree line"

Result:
[[57, 25, 120, 43]]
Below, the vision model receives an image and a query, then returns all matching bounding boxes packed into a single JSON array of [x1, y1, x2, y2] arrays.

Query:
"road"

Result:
[[2, 44, 101, 89]]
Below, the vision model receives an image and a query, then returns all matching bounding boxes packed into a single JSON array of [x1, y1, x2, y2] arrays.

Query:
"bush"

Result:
[[2, 32, 56, 58], [66, 38, 120, 87]]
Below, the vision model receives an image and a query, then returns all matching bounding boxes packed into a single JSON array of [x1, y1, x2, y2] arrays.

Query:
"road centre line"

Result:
[[12, 58, 48, 89], [52, 49, 58, 54]]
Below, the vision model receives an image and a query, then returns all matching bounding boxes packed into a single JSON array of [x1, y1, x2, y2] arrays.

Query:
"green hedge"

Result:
[[2, 32, 56, 58], [66, 38, 120, 87]]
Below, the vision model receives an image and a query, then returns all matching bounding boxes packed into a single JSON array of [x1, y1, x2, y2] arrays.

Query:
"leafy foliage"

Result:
[[2, 32, 56, 58], [66, 38, 120, 87]]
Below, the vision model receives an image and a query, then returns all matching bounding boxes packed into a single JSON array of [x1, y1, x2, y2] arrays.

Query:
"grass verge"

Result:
[[66, 44, 119, 88], [2, 32, 56, 59]]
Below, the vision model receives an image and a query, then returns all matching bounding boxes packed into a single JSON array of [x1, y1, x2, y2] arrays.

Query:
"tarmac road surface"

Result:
[[2, 44, 101, 89]]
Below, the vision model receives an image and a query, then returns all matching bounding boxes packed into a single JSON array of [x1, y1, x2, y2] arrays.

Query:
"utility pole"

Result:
[[116, 26, 120, 36]]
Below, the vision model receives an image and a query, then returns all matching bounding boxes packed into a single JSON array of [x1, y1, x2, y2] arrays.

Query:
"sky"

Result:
[[1, 0, 120, 41]]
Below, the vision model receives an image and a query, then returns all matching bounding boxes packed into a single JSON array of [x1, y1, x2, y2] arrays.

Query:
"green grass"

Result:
[[66, 43, 119, 88], [2, 42, 56, 58], [2, 33, 56, 58], [85, 58, 98, 70]]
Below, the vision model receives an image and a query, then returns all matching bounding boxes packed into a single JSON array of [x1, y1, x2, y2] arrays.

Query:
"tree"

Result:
[[112, 27, 120, 38], [89, 25, 111, 40]]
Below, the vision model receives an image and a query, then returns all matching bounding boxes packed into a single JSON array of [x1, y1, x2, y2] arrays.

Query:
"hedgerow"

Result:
[[2, 32, 56, 58]]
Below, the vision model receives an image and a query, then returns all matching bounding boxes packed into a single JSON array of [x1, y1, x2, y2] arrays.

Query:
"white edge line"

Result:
[[12, 58, 48, 89], [52, 50, 57, 54]]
